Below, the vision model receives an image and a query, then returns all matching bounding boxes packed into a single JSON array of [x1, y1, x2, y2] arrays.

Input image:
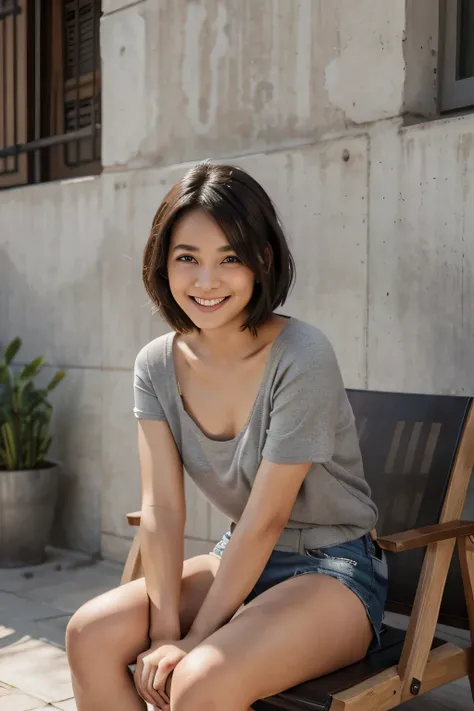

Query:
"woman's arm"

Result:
[[187, 457, 311, 643], [138, 418, 185, 641]]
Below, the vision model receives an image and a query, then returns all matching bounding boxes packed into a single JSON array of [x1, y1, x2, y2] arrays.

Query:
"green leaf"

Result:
[[0, 363, 11, 385], [3, 338, 22, 365], [38, 435, 52, 459], [16, 356, 45, 385], [0, 344, 60, 470], [46, 370, 66, 392]]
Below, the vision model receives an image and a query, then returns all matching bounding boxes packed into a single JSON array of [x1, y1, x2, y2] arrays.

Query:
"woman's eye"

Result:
[[222, 256, 241, 264], [177, 255, 196, 263]]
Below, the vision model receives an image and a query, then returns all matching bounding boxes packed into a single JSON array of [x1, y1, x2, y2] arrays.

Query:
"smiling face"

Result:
[[167, 209, 256, 332]]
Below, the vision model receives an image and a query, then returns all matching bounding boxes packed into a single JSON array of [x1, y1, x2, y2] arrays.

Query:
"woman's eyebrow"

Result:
[[173, 243, 198, 252], [172, 243, 234, 253]]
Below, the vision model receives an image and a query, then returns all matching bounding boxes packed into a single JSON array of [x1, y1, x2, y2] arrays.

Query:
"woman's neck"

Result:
[[189, 314, 281, 363]]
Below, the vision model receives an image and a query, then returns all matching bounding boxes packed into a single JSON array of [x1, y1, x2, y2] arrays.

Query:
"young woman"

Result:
[[66, 163, 388, 711]]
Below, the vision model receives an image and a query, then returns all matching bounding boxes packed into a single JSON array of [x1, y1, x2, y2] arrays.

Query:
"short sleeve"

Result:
[[262, 338, 342, 464], [133, 345, 167, 421]]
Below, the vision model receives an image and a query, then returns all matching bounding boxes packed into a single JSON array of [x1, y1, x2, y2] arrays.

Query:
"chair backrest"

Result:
[[347, 389, 473, 629]]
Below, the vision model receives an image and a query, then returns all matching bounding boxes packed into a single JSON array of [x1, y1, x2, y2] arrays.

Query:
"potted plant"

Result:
[[0, 337, 66, 567]]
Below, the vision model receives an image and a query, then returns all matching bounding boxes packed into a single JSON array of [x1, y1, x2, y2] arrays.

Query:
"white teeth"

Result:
[[194, 297, 226, 306]]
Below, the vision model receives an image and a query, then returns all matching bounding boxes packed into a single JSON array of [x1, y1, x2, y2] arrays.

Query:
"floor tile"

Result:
[[29, 617, 70, 650], [0, 637, 72, 703], [0, 684, 14, 697], [51, 699, 76, 711], [0, 692, 46, 711], [0, 628, 14, 641], [0, 593, 68, 623]]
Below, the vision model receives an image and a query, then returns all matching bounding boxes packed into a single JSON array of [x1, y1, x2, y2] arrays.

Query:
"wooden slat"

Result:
[[330, 665, 401, 711], [49, 0, 101, 180], [121, 532, 143, 585], [0, 1, 28, 187], [420, 644, 470, 694], [378, 520, 474, 552], [458, 536, 474, 696], [440, 400, 474, 522], [397, 538, 456, 700], [127, 511, 142, 527], [331, 644, 468, 711]]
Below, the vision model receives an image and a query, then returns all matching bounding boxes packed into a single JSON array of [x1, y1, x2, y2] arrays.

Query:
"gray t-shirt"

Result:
[[133, 317, 378, 549]]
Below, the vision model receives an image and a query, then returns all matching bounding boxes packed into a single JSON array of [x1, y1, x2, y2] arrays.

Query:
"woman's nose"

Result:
[[194, 267, 220, 290]]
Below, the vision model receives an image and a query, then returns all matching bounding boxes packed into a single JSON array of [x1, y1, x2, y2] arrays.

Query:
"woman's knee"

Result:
[[66, 598, 109, 672], [171, 648, 247, 711], [67, 582, 150, 673]]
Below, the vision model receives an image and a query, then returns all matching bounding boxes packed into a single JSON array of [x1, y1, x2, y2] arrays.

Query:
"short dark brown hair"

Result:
[[143, 162, 296, 334]]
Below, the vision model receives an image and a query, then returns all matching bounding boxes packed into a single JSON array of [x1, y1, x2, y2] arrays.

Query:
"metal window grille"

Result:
[[0, 0, 101, 188], [440, 0, 474, 111]]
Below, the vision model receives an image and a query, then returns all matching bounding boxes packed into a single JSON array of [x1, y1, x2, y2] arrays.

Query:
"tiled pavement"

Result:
[[0, 547, 121, 711], [0, 547, 473, 711]]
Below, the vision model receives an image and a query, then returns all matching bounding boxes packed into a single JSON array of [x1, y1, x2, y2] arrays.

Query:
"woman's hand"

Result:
[[134, 636, 199, 709]]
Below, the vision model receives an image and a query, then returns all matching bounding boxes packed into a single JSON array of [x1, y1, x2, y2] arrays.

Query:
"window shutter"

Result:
[[0, 1, 28, 188], [49, 0, 101, 179]]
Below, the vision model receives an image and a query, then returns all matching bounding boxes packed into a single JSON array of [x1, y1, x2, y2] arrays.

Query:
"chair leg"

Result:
[[121, 532, 143, 585], [458, 536, 474, 699], [398, 539, 456, 701]]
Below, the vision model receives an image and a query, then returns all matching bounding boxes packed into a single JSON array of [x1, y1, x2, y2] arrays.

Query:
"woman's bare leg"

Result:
[[66, 553, 220, 711], [170, 573, 373, 711]]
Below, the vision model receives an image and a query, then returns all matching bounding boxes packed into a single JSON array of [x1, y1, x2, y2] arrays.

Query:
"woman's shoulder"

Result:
[[134, 330, 174, 376], [280, 318, 337, 368]]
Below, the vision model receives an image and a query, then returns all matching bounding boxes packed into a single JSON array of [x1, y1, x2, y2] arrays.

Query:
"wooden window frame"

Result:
[[0, 0, 101, 189], [0, 2, 28, 188]]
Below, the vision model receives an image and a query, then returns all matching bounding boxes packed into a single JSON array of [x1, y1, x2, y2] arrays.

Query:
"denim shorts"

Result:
[[211, 531, 388, 651]]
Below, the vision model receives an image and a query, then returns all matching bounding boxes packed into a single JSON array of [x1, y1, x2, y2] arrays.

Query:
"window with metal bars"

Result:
[[440, 0, 474, 111], [0, 0, 101, 189]]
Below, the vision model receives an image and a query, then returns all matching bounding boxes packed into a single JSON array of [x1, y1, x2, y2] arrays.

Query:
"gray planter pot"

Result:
[[0, 461, 60, 568]]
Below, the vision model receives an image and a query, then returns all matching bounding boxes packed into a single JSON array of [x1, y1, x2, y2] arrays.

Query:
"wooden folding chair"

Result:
[[123, 391, 474, 711]]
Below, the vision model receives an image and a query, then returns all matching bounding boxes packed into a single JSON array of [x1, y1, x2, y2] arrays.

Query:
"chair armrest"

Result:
[[377, 519, 474, 552], [126, 511, 142, 526]]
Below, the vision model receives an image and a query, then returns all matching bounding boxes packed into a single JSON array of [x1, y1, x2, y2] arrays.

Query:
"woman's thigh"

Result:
[[172, 572, 373, 709], [67, 553, 220, 667]]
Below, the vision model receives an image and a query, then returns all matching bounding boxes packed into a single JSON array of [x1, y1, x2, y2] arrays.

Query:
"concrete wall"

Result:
[[0, 178, 104, 553], [101, 0, 407, 169], [1, 0, 474, 562]]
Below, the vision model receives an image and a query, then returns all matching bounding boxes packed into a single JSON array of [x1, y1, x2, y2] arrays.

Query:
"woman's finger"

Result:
[[152, 667, 170, 703], [146, 665, 169, 708], [133, 659, 147, 701], [139, 662, 163, 708], [165, 670, 173, 698], [152, 658, 176, 697]]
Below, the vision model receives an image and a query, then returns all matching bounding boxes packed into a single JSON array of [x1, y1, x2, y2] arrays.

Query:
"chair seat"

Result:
[[252, 625, 446, 711]]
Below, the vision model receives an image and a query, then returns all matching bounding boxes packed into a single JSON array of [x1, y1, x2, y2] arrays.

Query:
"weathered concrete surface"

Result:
[[101, 0, 405, 169], [368, 116, 474, 395], [47, 366, 103, 554], [234, 137, 369, 388], [0, 177, 103, 368], [403, 0, 439, 118], [0, 179, 104, 554]]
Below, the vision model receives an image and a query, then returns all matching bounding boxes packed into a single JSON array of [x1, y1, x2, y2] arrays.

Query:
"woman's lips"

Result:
[[189, 296, 230, 312]]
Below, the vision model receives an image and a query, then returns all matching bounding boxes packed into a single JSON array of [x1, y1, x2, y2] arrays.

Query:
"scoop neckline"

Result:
[[168, 317, 293, 444]]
